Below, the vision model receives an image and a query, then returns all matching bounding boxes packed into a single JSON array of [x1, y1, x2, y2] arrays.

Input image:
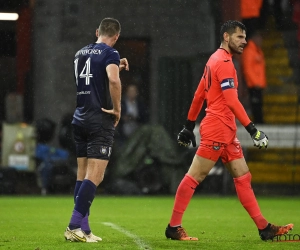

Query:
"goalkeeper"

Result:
[[165, 20, 293, 241]]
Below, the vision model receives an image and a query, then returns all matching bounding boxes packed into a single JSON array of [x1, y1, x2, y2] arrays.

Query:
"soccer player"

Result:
[[64, 17, 129, 243], [165, 20, 293, 241]]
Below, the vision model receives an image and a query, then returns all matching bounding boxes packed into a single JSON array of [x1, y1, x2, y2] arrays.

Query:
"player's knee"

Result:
[[187, 171, 208, 183], [233, 171, 252, 185]]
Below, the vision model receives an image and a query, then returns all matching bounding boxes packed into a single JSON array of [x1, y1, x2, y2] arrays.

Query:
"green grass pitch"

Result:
[[0, 195, 299, 249]]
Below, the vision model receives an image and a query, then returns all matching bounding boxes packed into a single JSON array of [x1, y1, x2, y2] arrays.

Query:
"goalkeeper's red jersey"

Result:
[[187, 48, 251, 132]]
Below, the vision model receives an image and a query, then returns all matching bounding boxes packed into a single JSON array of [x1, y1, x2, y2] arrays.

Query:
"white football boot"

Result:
[[64, 227, 97, 243], [83, 231, 102, 241]]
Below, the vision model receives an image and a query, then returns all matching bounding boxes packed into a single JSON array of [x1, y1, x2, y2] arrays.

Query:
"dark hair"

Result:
[[220, 20, 246, 42], [98, 17, 121, 37]]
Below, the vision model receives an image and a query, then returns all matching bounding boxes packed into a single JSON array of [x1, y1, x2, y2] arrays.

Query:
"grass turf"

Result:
[[0, 195, 299, 250]]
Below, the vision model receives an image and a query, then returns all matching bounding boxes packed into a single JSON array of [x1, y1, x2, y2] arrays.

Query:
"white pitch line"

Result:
[[102, 222, 152, 250]]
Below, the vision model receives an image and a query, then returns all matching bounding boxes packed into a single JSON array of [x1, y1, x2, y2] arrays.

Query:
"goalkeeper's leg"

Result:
[[226, 158, 293, 240], [232, 168, 269, 229], [223, 141, 269, 229], [169, 173, 199, 227], [166, 155, 217, 240]]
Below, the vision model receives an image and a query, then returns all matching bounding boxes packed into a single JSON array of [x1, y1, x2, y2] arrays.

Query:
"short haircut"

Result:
[[98, 17, 121, 37], [220, 20, 246, 42]]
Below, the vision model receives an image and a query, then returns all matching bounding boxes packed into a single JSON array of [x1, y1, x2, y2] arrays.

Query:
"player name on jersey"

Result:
[[75, 49, 103, 57]]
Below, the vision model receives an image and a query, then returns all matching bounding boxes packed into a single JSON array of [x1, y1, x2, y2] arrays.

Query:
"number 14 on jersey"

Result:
[[74, 58, 93, 85]]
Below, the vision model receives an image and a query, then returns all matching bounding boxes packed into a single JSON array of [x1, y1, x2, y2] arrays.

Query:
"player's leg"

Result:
[[72, 124, 113, 242], [225, 157, 269, 228], [170, 155, 216, 225], [65, 125, 113, 242], [65, 125, 96, 242], [223, 140, 293, 240], [76, 157, 88, 180], [74, 158, 91, 236], [66, 158, 107, 242], [166, 142, 221, 241], [71, 125, 88, 205], [80, 158, 107, 241], [75, 157, 102, 240]]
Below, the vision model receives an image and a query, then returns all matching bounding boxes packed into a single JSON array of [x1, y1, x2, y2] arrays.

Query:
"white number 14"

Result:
[[74, 58, 93, 85]]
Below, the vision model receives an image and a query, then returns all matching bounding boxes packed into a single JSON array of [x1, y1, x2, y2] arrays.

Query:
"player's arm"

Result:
[[219, 61, 268, 149], [222, 88, 251, 126], [102, 64, 122, 127], [187, 77, 206, 121], [223, 87, 268, 149], [177, 78, 205, 147]]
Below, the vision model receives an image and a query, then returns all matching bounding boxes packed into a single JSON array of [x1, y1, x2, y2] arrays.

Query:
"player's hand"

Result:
[[119, 58, 129, 72], [251, 130, 268, 149], [245, 122, 268, 149], [177, 128, 196, 147], [101, 108, 121, 127], [177, 120, 196, 147]]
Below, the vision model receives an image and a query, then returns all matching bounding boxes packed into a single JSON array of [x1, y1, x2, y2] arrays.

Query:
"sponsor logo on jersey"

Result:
[[77, 91, 91, 95]]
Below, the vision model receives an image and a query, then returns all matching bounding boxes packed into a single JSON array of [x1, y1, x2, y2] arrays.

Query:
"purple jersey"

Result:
[[72, 43, 120, 128]]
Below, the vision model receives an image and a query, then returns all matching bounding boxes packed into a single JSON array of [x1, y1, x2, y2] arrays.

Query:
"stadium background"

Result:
[[0, 0, 300, 196]]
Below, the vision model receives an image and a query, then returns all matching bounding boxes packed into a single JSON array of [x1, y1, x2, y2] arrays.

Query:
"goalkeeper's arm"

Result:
[[222, 88, 268, 149], [178, 78, 205, 148]]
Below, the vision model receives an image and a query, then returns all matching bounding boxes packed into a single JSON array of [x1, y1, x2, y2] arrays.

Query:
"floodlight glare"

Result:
[[0, 13, 19, 21]]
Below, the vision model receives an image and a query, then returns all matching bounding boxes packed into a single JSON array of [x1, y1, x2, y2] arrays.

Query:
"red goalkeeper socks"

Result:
[[234, 172, 268, 229], [169, 174, 199, 227]]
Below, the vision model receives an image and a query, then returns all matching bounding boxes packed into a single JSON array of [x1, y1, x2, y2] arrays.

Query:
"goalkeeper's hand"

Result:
[[245, 122, 268, 149], [177, 120, 196, 147]]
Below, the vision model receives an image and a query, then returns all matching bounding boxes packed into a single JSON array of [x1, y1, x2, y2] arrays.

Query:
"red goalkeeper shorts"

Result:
[[196, 137, 244, 164], [196, 118, 244, 163]]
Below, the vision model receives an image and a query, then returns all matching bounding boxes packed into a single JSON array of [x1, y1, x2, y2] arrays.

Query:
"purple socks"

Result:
[[69, 179, 96, 231]]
